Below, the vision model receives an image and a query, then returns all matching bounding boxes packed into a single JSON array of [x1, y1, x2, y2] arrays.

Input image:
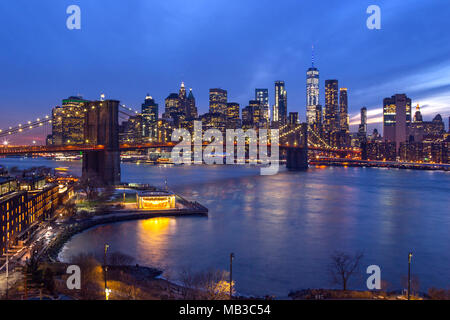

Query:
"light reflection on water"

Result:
[[1, 158, 449, 297]]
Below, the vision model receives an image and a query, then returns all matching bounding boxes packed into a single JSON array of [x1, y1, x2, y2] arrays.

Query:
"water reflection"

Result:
[[2, 158, 449, 297]]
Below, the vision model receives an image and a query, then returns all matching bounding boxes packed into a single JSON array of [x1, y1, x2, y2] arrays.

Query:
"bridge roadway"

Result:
[[310, 157, 450, 170], [0, 143, 360, 156]]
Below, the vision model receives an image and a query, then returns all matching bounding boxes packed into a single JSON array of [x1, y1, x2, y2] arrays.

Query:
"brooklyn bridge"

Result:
[[0, 100, 361, 185]]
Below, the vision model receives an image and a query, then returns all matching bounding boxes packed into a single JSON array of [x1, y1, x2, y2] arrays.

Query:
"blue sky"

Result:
[[1, 0, 449, 143]]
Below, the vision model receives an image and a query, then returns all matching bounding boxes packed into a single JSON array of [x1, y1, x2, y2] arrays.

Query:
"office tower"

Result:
[[163, 93, 180, 120], [209, 88, 228, 115], [51, 106, 63, 145], [410, 104, 424, 142], [255, 89, 269, 124], [383, 94, 412, 150], [413, 104, 423, 122], [200, 112, 226, 133], [226, 102, 240, 129], [306, 52, 319, 126], [315, 105, 323, 126], [427, 114, 445, 135], [358, 107, 367, 145], [339, 88, 349, 133], [324, 80, 339, 131], [52, 96, 89, 145], [324, 80, 339, 142], [241, 105, 253, 129], [121, 114, 143, 143], [360, 107, 367, 133], [368, 128, 381, 142], [141, 94, 159, 141], [157, 119, 174, 143], [274, 81, 287, 125], [289, 112, 299, 125], [249, 100, 261, 127], [178, 82, 187, 115], [186, 88, 197, 119], [411, 110, 445, 143]]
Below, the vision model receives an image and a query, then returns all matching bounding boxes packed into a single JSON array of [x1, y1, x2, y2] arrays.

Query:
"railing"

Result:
[[0, 141, 361, 156], [0, 144, 105, 155]]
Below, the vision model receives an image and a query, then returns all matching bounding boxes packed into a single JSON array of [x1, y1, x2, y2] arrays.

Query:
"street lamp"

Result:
[[408, 252, 413, 300], [230, 253, 235, 300], [104, 244, 110, 300]]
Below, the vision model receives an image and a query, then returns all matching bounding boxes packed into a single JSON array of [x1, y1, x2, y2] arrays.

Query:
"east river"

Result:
[[1, 158, 449, 297]]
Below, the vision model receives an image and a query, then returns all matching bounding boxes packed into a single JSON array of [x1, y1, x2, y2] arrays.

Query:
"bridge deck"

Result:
[[0, 143, 360, 156]]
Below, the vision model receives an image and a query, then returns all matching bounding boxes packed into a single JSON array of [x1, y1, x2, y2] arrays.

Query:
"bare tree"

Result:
[[178, 268, 233, 300], [69, 253, 103, 299], [401, 274, 420, 297], [61, 200, 77, 217], [428, 287, 450, 300], [329, 251, 364, 291], [178, 267, 200, 299], [76, 173, 102, 201]]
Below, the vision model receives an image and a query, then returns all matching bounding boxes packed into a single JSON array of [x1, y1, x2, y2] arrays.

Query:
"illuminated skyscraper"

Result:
[[413, 104, 423, 122], [360, 107, 367, 133], [315, 105, 323, 125], [289, 112, 298, 125], [186, 88, 197, 119], [249, 100, 261, 127], [255, 88, 269, 124], [178, 82, 187, 115], [358, 107, 367, 145], [163, 93, 180, 120], [141, 94, 158, 141], [51, 96, 89, 145], [383, 94, 412, 150], [226, 102, 240, 128], [274, 81, 287, 125], [339, 88, 349, 133], [209, 88, 228, 115], [306, 48, 319, 126], [121, 114, 143, 143], [242, 105, 253, 129], [324, 80, 339, 139]]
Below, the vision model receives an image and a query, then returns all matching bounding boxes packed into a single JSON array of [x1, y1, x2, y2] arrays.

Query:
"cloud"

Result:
[[349, 60, 450, 127]]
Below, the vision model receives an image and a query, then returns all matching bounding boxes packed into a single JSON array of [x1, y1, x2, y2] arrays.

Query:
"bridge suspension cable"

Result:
[[0, 104, 140, 139], [0, 116, 52, 139], [278, 123, 332, 149], [306, 124, 332, 149], [119, 104, 139, 115]]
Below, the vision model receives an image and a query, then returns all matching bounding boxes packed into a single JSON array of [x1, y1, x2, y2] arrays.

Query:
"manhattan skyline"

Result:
[[1, 0, 449, 139]]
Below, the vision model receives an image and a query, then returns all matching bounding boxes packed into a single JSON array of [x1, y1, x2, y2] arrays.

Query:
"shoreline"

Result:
[[45, 210, 207, 262]]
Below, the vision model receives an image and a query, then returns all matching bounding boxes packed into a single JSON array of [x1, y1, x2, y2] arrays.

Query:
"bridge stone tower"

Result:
[[82, 100, 121, 185], [284, 123, 308, 170]]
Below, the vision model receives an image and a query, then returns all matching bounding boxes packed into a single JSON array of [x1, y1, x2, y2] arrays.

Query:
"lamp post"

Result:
[[230, 253, 234, 300], [408, 252, 413, 300], [104, 244, 109, 300]]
